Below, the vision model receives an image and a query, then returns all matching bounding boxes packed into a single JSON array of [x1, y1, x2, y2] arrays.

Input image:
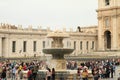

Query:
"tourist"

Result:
[[19, 69, 23, 80], [113, 63, 116, 75], [27, 68, 33, 80], [15, 67, 19, 80], [46, 68, 51, 80], [18, 64, 23, 72], [81, 68, 88, 80], [118, 77, 120, 80], [32, 64, 39, 80], [23, 64, 27, 71], [117, 73, 120, 80], [106, 65, 110, 78], [77, 68, 82, 80], [51, 68, 55, 80], [98, 68, 102, 79], [1, 69, 6, 80], [110, 65, 114, 78], [92, 67, 99, 80], [12, 66, 16, 80]]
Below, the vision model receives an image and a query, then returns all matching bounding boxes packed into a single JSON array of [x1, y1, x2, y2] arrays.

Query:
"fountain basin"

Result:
[[43, 48, 74, 70], [43, 48, 74, 59]]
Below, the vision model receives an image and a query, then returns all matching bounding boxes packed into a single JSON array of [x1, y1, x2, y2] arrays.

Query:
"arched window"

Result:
[[105, 0, 110, 6]]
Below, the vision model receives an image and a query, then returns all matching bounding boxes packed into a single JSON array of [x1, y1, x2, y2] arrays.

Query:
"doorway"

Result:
[[104, 31, 111, 50]]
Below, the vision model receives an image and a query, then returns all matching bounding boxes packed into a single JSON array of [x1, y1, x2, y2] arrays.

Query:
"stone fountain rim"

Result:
[[42, 48, 74, 54]]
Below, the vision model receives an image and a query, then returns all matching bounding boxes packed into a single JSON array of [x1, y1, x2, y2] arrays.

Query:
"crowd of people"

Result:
[[0, 58, 119, 80], [0, 59, 57, 80], [77, 59, 120, 80], [66, 60, 77, 70], [0, 60, 44, 80]]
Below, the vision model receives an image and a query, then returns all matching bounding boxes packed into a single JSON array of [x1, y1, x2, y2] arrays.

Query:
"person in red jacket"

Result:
[[23, 64, 27, 71], [27, 68, 32, 80]]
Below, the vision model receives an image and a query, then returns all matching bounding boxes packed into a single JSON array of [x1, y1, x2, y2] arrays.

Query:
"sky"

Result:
[[0, 0, 98, 31]]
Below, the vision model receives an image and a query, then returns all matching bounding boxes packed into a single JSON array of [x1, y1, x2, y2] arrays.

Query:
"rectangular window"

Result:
[[12, 41, 16, 52], [86, 41, 88, 50], [92, 41, 94, 49], [33, 41, 36, 52], [43, 41, 45, 48], [23, 41, 27, 52], [80, 41, 82, 50], [74, 41, 76, 49]]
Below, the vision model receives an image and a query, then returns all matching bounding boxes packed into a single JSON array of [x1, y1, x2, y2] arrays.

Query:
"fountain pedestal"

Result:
[[50, 59, 66, 70]]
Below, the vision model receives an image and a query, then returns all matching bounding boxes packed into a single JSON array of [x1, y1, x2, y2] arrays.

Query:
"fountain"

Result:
[[43, 31, 74, 70], [41, 31, 74, 79], [34, 31, 93, 80], [23, 31, 93, 79]]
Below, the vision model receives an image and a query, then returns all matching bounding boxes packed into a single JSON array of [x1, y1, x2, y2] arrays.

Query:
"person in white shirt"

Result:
[[46, 68, 51, 80]]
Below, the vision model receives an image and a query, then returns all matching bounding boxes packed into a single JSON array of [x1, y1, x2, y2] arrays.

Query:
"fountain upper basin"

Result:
[[43, 48, 74, 59], [43, 48, 74, 54]]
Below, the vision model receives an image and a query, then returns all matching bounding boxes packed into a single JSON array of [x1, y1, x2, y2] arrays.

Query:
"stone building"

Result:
[[97, 0, 120, 51], [0, 0, 120, 58]]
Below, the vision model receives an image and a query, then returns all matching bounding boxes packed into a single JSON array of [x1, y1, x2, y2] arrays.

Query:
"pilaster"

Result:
[[0, 38, 2, 57], [98, 17, 104, 51], [111, 15, 118, 50]]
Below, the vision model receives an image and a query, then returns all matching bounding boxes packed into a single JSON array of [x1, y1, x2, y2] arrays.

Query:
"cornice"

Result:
[[96, 6, 120, 12], [0, 29, 47, 35], [69, 33, 97, 37], [97, 13, 120, 19]]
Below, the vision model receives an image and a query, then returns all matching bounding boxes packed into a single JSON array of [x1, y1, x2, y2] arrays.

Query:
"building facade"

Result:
[[0, 0, 120, 58], [97, 0, 120, 51]]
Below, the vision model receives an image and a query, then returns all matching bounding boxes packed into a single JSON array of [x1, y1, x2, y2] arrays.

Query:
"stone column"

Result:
[[28, 39, 33, 57], [6, 38, 10, 58], [0, 38, 2, 57]]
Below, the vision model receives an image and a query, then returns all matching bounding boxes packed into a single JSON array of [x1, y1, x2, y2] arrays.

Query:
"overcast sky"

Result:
[[0, 0, 98, 30]]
